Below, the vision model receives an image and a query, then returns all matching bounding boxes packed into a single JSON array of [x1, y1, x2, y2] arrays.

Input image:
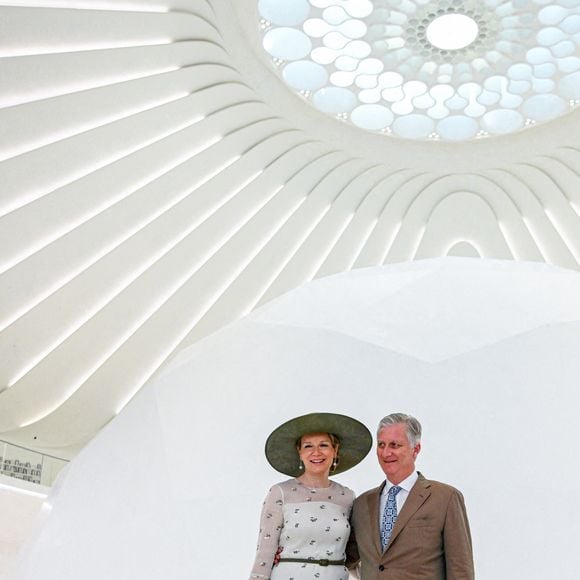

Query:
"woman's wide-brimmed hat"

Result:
[[265, 412, 372, 476]]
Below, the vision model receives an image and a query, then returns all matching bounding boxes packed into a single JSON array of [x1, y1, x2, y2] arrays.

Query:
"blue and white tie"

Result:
[[381, 485, 402, 550]]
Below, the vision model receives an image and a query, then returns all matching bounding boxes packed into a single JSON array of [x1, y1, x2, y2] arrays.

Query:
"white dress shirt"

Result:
[[379, 470, 419, 525]]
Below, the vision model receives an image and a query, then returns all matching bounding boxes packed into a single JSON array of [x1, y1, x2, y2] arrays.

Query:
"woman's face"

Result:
[[298, 432, 337, 476]]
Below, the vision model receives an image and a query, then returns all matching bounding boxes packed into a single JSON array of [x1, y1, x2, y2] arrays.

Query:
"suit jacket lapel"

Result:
[[386, 473, 431, 548], [367, 482, 385, 556]]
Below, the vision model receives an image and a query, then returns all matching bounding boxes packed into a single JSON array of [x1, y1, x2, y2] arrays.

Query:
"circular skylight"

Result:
[[258, 0, 580, 141], [426, 14, 479, 50]]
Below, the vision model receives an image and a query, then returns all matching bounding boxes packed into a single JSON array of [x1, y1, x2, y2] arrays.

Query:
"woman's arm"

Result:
[[249, 485, 284, 580]]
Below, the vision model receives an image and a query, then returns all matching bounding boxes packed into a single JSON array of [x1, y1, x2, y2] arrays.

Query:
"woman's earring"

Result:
[[331, 458, 338, 472], [298, 460, 304, 470]]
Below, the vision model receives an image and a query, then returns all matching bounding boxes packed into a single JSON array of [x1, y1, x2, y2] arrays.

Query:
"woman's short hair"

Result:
[[377, 413, 421, 447]]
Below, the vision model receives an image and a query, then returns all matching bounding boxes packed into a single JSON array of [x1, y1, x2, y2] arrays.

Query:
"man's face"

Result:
[[376, 423, 421, 484]]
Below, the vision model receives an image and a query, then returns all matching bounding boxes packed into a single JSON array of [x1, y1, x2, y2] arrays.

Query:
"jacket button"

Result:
[[379, 565, 385, 571]]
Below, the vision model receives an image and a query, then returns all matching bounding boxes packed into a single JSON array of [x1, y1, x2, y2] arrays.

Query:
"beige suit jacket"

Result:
[[346, 473, 474, 580]]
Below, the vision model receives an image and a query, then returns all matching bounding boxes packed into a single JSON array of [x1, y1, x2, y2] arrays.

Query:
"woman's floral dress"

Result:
[[250, 479, 355, 580]]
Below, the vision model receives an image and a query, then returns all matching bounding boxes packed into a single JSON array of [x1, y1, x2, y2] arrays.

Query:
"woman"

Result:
[[249, 412, 372, 580]]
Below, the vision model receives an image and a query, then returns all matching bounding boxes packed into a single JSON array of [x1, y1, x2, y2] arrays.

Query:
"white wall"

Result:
[[9, 259, 580, 579], [0, 476, 47, 580]]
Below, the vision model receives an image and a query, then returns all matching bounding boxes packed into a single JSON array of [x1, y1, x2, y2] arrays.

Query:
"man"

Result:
[[346, 413, 474, 579]]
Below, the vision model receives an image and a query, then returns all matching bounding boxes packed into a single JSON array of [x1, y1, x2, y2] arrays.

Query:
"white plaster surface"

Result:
[[0, 476, 47, 580], [9, 258, 580, 579]]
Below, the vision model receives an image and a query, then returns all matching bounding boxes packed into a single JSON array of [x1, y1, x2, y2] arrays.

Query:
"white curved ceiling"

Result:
[[0, 0, 579, 457]]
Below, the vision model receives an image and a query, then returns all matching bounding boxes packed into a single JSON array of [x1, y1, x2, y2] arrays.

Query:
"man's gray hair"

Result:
[[377, 413, 422, 447]]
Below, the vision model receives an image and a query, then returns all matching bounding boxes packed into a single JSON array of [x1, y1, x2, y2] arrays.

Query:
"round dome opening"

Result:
[[258, 1, 580, 141], [426, 13, 479, 50]]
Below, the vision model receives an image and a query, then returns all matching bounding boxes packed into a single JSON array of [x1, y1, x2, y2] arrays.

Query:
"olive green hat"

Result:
[[265, 412, 372, 477]]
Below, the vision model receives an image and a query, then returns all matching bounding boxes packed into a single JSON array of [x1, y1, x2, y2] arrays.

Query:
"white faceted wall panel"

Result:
[[9, 259, 580, 580], [0, 0, 579, 453]]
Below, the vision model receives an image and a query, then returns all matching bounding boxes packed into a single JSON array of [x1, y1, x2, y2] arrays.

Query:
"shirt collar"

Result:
[[385, 470, 418, 494]]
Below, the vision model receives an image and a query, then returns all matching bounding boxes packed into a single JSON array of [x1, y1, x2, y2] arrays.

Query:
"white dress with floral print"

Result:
[[250, 478, 355, 580]]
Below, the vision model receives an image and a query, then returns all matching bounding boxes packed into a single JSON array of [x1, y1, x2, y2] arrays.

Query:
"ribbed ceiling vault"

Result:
[[0, 0, 579, 457]]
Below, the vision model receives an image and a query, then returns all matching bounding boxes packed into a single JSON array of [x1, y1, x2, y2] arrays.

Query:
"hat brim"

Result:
[[265, 412, 372, 477]]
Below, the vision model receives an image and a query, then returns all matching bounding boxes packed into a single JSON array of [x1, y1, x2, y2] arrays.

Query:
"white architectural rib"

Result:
[[384, 171, 552, 263], [0, 38, 224, 109], [5, 149, 342, 444], [512, 163, 580, 266], [0, 122, 288, 360], [314, 165, 391, 278], [0, 152, 240, 388], [257, 160, 383, 296], [532, 156, 580, 219], [0, 64, 241, 161], [213, 152, 352, 316], [353, 172, 432, 267], [254, 158, 383, 306], [0, 91, 191, 163], [544, 210, 580, 267], [483, 168, 572, 266], [176, 147, 348, 350], [0, 61, 242, 218], [0, 89, 264, 276], [0, 131, 310, 424], [443, 239, 483, 257], [0, 7, 215, 59], [421, 177, 540, 262], [2, 2, 171, 12], [15, 166, 279, 425], [414, 192, 515, 261]]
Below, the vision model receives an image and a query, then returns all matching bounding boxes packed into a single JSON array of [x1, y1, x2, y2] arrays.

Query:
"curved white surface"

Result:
[[10, 259, 580, 579], [0, 0, 579, 457]]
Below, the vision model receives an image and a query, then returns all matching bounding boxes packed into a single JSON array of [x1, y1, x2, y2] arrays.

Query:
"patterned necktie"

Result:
[[381, 485, 402, 550]]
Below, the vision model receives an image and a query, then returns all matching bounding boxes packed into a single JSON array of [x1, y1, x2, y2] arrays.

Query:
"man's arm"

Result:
[[345, 516, 360, 570], [443, 490, 475, 580]]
